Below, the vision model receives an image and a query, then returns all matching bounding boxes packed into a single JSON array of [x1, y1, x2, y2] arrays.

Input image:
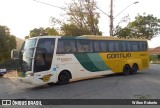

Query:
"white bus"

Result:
[[11, 36, 149, 85]]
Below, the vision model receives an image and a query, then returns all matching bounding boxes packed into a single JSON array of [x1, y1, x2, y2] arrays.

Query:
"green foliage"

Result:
[[61, 23, 81, 36], [61, 23, 93, 36], [114, 26, 130, 38], [65, 0, 102, 35], [0, 25, 16, 62], [25, 27, 59, 39], [45, 27, 59, 36], [50, 0, 102, 36], [150, 55, 160, 64], [30, 27, 48, 37], [150, 55, 157, 62], [0, 59, 19, 70], [114, 14, 160, 39], [25, 36, 30, 39], [28, 0, 102, 37]]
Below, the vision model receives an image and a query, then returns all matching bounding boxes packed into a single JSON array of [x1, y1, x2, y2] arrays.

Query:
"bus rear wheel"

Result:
[[123, 64, 131, 75], [131, 64, 138, 74], [58, 71, 70, 85]]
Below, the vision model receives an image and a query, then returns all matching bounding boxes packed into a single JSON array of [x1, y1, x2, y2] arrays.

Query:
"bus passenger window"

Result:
[[139, 42, 147, 51], [77, 40, 93, 53], [142, 42, 147, 51], [108, 41, 114, 52], [115, 41, 120, 52], [93, 41, 100, 52], [100, 41, 107, 52], [57, 40, 76, 54], [122, 42, 131, 52], [131, 42, 139, 51], [122, 42, 126, 51], [57, 40, 65, 53], [63, 40, 76, 53]]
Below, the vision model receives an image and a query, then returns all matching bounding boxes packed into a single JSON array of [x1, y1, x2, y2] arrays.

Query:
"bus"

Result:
[[11, 35, 149, 85]]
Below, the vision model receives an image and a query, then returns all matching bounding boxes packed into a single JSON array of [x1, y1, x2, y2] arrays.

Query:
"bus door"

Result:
[[33, 38, 56, 84]]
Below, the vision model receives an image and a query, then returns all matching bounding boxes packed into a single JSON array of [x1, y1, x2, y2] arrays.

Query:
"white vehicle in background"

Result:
[[0, 69, 6, 77]]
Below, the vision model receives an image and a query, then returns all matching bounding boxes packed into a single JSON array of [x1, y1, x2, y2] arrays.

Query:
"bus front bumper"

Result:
[[17, 76, 50, 85], [17, 76, 33, 85]]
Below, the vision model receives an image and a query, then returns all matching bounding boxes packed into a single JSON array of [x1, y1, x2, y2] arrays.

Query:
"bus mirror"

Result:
[[11, 49, 19, 59]]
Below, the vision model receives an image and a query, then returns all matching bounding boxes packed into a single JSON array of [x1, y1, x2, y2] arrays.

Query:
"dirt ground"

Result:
[[3, 70, 17, 80]]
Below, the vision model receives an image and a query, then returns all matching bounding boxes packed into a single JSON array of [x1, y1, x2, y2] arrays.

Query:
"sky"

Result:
[[0, 0, 160, 48]]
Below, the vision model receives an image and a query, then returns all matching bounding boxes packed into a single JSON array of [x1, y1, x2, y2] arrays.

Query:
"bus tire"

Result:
[[58, 71, 70, 85], [131, 63, 138, 74], [123, 64, 131, 75]]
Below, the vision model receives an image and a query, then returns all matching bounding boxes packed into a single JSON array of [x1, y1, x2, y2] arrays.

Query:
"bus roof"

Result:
[[27, 36, 61, 40], [81, 35, 147, 41], [27, 35, 147, 41]]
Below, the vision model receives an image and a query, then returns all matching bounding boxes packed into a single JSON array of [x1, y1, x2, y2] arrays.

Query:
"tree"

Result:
[[29, 27, 48, 38], [25, 35, 29, 39], [114, 14, 160, 40], [51, 0, 102, 36], [114, 26, 131, 38], [0, 25, 16, 62], [61, 23, 90, 36], [25, 27, 59, 39], [45, 27, 59, 36]]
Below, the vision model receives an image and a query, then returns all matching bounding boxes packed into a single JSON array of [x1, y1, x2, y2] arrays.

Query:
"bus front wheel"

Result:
[[123, 64, 131, 75], [58, 71, 70, 85]]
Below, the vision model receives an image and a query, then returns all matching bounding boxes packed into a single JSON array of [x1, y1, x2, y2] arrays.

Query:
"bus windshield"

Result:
[[19, 39, 37, 72]]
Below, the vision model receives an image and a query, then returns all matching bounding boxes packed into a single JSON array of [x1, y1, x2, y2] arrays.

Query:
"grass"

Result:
[[150, 60, 160, 64]]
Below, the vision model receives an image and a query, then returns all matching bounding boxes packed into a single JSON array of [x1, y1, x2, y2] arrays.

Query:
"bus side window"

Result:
[[143, 42, 147, 51], [115, 41, 121, 52], [57, 40, 65, 54], [131, 42, 139, 51], [93, 41, 100, 52], [63, 40, 76, 53], [121, 42, 125, 51], [108, 41, 114, 52], [100, 41, 107, 52], [127, 42, 131, 51], [139, 41, 147, 51], [77, 40, 93, 53], [122, 41, 130, 52]]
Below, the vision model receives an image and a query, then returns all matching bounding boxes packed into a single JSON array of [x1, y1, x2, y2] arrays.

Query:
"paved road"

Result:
[[0, 64, 160, 107]]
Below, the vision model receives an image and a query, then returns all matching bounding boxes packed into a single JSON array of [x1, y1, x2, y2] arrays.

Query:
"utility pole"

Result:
[[110, 0, 113, 36], [109, 0, 138, 36]]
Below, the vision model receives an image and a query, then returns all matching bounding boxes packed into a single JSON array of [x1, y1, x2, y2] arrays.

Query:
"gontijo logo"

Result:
[[39, 74, 53, 82], [107, 53, 131, 59]]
